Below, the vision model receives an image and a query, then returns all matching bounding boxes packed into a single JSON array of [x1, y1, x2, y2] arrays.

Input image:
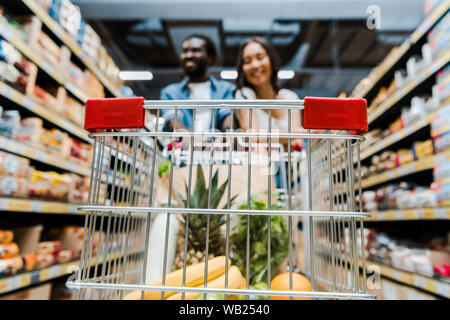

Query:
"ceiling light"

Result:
[[278, 70, 295, 80], [119, 71, 153, 81], [220, 70, 238, 80]]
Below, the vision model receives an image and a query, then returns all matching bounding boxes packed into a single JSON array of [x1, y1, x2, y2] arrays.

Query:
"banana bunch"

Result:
[[124, 256, 243, 300]]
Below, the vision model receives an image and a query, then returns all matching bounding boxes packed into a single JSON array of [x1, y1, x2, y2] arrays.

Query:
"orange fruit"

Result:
[[239, 277, 247, 289], [270, 272, 312, 300]]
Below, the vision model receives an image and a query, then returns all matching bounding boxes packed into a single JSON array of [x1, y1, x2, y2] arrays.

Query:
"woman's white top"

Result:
[[235, 86, 300, 130]]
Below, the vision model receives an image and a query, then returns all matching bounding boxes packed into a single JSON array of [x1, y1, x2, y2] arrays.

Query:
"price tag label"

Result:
[[0, 198, 8, 210], [386, 171, 396, 180], [424, 278, 437, 293], [397, 165, 410, 177], [0, 23, 11, 39], [49, 264, 61, 278], [11, 90, 23, 105], [0, 279, 7, 294], [434, 207, 448, 220], [39, 268, 50, 282], [30, 200, 43, 213], [393, 269, 403, 282], [7, 276, 21, 291], [53, 26, 64, 39], [67, 162, 77, 173], [35, 150, 47, 163], [69, 204, 79, 214], [23, 97, 36, 111], [435, 281, 449, 298], [2, 85, 15, 101], [41, 62, 54, 76], [423, 208, 435, 220], [402, 210, 418, 220], [415, 274, 425, 288], [8, 199, 31, 212]]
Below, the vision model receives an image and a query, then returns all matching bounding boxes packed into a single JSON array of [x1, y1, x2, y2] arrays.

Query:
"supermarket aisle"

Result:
[[0, 0, 448, 301]]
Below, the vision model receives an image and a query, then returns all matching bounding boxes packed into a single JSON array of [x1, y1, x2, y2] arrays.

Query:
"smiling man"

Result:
[[160, 35, 235, 133]]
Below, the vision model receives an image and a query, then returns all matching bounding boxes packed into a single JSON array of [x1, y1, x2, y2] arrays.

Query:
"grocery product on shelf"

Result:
[[0, 228, 36, 276], [0, 225, 89, 279], [0, 147, 88, 202], [360, 182, 438, 211], [363, 229, 449, 280], [427, 11, 450, 59], [0, 150, 31, 197], [64, 96, 84, 126], [0, 108, 93, 166], [35, 0, 122, 88], [0, 39, 35, 95], [0, 229, 13, 244], [0, 242, 19, 259]]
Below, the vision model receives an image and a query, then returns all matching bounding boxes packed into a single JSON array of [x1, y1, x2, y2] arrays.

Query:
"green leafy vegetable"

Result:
[[158, 159, 171, 178], [230, 193, 289, 287]]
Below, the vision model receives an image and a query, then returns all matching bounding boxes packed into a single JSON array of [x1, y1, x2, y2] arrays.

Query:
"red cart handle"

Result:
[[303, 97, 368, 134], [84, 97, 146, 133]]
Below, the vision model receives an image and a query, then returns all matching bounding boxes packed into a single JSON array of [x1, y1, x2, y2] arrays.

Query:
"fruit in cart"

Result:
[[175, 165, 237, 267], [124, 255, 230, 300], [270, 272, 312, 300], [230, 194, 288, 286], [168, 265, 243, 300], [248, 282, 269, 300]]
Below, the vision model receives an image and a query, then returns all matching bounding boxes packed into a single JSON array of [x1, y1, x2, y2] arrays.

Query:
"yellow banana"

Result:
[[124, 256, 230, 300]]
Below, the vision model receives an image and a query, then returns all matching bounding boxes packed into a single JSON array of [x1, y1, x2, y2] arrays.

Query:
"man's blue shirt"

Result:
[[159, 76, 235, 130]]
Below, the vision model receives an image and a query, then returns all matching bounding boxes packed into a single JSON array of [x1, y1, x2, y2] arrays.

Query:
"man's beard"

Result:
[[183, 60, 208, 78]]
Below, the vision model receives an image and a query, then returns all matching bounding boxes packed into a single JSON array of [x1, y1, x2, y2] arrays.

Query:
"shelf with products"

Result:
[[0, 248, 143, 296], [0, 259, 78, 295], [0, 135, 90, 177], [361, 151, 450, 189], [0, 149, 90, 205], [0, 223, 144, 296], [0, 197, 81, 215], [363, 259, 450, 299], [18, 0, 123, 98], [351, 0, 449, 100], [318, 247, 449, 299], [317, 225, 450, 298], [0, 16, 88, 103], [0, 80, 89, 143], [361, 226, 450, 298], [359, 109, 439, 163], [365, 207, 450, 221], [368, 50, 450, 125]]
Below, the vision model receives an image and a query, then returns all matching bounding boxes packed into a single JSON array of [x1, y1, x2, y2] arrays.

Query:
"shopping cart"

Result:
[[66, 97, 376, 300]]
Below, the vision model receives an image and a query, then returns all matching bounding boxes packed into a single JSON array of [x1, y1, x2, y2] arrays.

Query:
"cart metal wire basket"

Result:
[[66, 97, 376, 300]]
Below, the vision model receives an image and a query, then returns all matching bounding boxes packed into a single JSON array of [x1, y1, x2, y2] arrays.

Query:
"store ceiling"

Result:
[[72, 0, 425, 98]]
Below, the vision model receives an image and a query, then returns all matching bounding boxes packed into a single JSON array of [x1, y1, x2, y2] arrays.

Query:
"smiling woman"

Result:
[[234, 37, 304, 145]]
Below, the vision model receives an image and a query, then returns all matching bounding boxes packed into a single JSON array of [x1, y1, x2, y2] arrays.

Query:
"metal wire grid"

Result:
[[67, 100, 375, 300]]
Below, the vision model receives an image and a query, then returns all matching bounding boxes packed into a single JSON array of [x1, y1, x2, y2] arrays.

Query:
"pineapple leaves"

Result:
[[193, 164, 206, 208], [211, 178, 229, 209], [222, 194, 238, 209], [211, 169, 219, 194]]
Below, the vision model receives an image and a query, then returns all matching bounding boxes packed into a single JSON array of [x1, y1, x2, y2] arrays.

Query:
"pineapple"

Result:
[[174, 165, 237, 268]]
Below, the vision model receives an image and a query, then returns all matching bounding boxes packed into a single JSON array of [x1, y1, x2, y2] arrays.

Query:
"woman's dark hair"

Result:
[[183, 34, 218, 65], [236, 37, 281, 95]]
